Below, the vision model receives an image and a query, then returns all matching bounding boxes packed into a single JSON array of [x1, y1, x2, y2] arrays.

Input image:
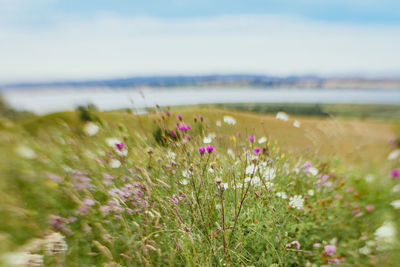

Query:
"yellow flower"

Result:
[[230, 136, 236, 143]]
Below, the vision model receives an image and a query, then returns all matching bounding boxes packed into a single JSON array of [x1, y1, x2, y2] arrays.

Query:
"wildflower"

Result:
[[45, 232, 68, 255], [116, 143, 124, 150], [83, 122, 99, 136], [390, 200, 400, 209], [393, 184, 400, 193], [262, 167, 276, 181], [223, 116, 236, 125], [109, 159, 121, 168], [293, 120, 301, 128], [177, 123, 191, 131], [203, 136, 212, 144], [199, 147, 206, 154], [313, 243, 321, 248], [309, 167, 318, 176], [248, 135, 255, 143], [324, 245, 336, 256], [180, 179, 189, 185], [346, 187, 354, 193], [276, 112, 289, 121], [216, 120, 222, 127], [15, 145, 36, 159], [253, 148, 260, 154], [177, 114, 183, 120], [307, 189, 314, 196], [185, 135, 190, 141], [258, 136, 267, 144], [365, 205, 375, 213], [365, 174, 374, 183], [171, 131, 177, 137], [206, 145, 214, 153], [227, 149, 235, 159], [289, 195, 304, 209], [391, 169, 399, 178], [285, 241, 300, 249], [328, 258, 344, 264], [388, 149, 400, 160], [83, 198, 95, 206], [374, 221, 397, 250], [359, 246, 371, 255], [276, 192, 287, 199], [246, 164, 257, 175], [237, 131, 241, 137], [199, 115, 203, 121], [165, 110, 171, 116], [106, 138, 121, 147], [166, 151, 176, 160]]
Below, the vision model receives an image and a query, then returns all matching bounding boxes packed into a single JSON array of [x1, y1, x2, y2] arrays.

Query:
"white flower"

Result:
[[45, 232, 68, 255], [106, 138, 121, 147], [388, 149, 400, 160], [3, 252, 43, 267], [375, 221, 397, 250], [83, 122, 99, 136], [252, 176, 261, 186], [182, 170, 193, 178], [276, 112, 289, 121], [307, 189, 315, 196], [265, 182, 274, 189], [365, 174, 374, 183], [262, 167, 276, 181], [215, 204, 222, 209], [234, 183, 243, 189], [289, 195, 304, 210], [227, 149, 235, 159], [258, 136, 267, 144], [166, 151, 176, 160], [203, 136, 212, 144], [223, 116, 236, 125], [246, 164, 258, 175], [222, 183, 229, 189], [393, 184, 400, 193], [16, 145, 36, 159], [293, 120, 301, 128], [390, 200, 400, 209], [359, 246, 371, 255], [276, 192, 287, 199], [115, 148, 128, 157], [216, 120, 222, 127], [309, 167, 318, 176], [180, 179, 189, 185], [109, 159, 121, 168]]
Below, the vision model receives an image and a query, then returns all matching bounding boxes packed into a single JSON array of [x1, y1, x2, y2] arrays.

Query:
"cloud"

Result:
[[0, 14, 400, 83]]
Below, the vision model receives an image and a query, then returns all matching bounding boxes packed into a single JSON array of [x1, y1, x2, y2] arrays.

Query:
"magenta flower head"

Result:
[[177, 114, 183, 121], [171, 131, 177, 137], [391, 169, 399, 178], [248, 135, 255, 143], [199, 147, 206, 154], [324, 245, 336, 256], [116, 143, 125, 150], [185, 135, 191, 141], [206, 145, 215, 153], [199, 115, 203, 122], [165, 110, 171, 116], [237, 132, 241, 137], [253, 148, 260, 154]]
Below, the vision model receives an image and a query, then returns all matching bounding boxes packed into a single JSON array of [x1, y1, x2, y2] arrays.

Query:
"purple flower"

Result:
[[177, 114, 183, 121], [199, 147, 206, 154], [199, 115, 203, 122], [171, 131, 177, 137], [391, 169, 399, 178], [206, 145, 214, 153], [83, 198, 95, 206], [116, 143, 125, 150], [165, 110, 171, 116], [253, 148, 260, 154], [324, 245, 336, 256], [286, 241, 300, 249], [237, 132, 241, 137], [185, 135, 191, 141], [248, 135, 255, 143], [177, 123, 191, 132]]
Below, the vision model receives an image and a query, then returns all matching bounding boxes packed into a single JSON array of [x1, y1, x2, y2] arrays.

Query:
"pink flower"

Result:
[[346, 187, 354, 193], [286, 241, 300, 249], [185, 135, 191, 141], [83, 198, 95, 206], [365, 205, 375, 213], [324, 245, 336, 256], [199, 115, 203, 122], [391, 169, 399, 178], [177, 115, 183, 121], [116, 143, 124, 150], [206, 145, 214, 153], [171, 131, 177, 137], [165, 110, 171, 116], [253, 148, 260, 154], [199, 147, 206, 154], [237, 132, 241, 137], [248, 135, 255, 143]]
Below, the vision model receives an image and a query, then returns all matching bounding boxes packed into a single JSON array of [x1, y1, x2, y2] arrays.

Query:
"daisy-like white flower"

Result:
[[109, 159, 121, 168], [293, 120, 301, 128], [15, 145, 36, 159], [245, 164, 258, 175], [307, 189, 315, 196], [276, 191, 288, 199], [388, 149, 400, 160], [216, 120, 222, 127], [289, 195, 304, 209], [180, 179, 189, 185], [83, 122, 99, 136], [223, 116, 236, 125], [258, 136, 267, 144], [390, 200, 400, 209], [264, 182, 274, 189], [166, 151, 176, 160], [276, 112, 289, 121], [203, 136, 212, 144], [375, 221, 397, 250], [222, 183, 229, 189]]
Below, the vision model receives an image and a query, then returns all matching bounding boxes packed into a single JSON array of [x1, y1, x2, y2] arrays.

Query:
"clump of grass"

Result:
[[0, 107, 399, 266]]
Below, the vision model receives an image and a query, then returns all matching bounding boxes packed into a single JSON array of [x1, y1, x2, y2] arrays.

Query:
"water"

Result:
[[3, 87, 400, 114]]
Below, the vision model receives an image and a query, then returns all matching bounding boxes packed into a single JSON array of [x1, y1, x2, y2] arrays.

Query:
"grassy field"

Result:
[[0, 107, 399, 266]]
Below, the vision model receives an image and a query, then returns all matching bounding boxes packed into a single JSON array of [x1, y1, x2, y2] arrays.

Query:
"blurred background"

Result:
[[0, 0, 399, 116]]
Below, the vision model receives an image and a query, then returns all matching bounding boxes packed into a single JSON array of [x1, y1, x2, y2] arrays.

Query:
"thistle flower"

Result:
[[177, 114, 183, 121], [165, 110, 171, 116], [206, 145, 214, 153], [248, 135, 255, 143], [391, 169, 399, 178], [116, 143, 124, 150], [253, 148, 260, 154], [199, 147, 206, 154], [324, 245, 336, 256]]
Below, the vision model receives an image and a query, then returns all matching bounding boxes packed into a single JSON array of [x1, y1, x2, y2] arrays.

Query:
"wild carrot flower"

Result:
[[248, 135, 255, 143], [199, 147, 206, 154], [206, 145, 214, 153], [253, 148, 260, 154], [289, 195, 304, 209], [324, 245, 336, 256]]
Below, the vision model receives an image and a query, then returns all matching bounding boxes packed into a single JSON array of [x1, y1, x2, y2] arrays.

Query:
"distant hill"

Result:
[[1, 74, 400, 90]]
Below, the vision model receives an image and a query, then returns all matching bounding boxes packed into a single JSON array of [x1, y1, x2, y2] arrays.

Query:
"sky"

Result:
[[1, 0, 400, 83]]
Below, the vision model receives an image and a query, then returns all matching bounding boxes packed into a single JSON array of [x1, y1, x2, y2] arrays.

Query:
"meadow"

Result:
[[0, 106, 399, 266]]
